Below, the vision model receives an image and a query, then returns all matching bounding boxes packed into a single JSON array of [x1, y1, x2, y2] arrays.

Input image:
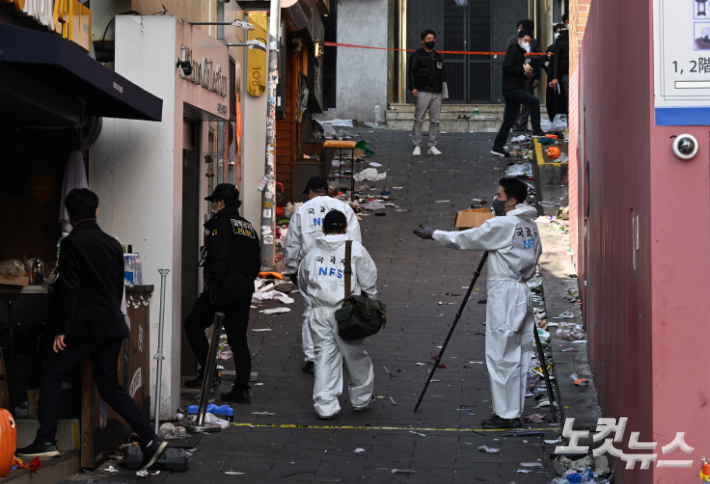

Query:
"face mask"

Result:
[[554, 33, 560, 41], [425, 41, 435, 50], [492, 198, 507, 217], [520, 41, 530, 51]]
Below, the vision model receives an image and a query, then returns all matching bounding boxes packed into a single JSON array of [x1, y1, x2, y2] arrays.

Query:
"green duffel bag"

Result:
[[335, 241, 387, 341]]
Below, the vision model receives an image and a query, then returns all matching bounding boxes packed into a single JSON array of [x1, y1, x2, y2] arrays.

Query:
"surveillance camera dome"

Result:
[[672, 134, 699, 160]]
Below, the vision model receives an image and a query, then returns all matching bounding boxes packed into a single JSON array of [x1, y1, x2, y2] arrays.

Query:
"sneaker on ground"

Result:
[[302, 361, 315, 375], [221, 386, 251, 404], [140, 437, 169, 470], [480, 414, 522, 429], [428, 146, 442, 156], [412, 146, 421, 156], [16, 441, 60, 459], [490, 147, 510, 158]]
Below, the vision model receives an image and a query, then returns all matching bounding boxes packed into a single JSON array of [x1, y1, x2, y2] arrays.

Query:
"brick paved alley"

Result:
[[168, 129, 559, 484]]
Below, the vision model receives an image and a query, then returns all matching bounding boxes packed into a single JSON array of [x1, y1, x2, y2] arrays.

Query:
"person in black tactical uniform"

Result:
[[183, 183, 261, 405], [549, 14, 570, 116], [407, 29, 446, 157]]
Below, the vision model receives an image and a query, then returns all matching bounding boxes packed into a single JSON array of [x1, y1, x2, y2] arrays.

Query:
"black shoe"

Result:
[[184, 372, 222, 389], [531, 130, 547, 138], [302, 361, 315, 375], [481, 414, 522, 429], [491, 147, 510, 158], [221, 386, 251, 404], [140, 437, 168, 470], [16, 441, 59, 459]]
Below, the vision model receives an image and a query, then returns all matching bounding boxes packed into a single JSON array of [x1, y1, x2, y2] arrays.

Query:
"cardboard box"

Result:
[[27, 388, 40, 405], [454, 208, 494, 229], [0, 274, 29, 286], [28, 403, 39, 419]]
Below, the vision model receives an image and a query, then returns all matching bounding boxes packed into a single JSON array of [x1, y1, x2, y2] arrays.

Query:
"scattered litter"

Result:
[[389, 396, 397, 406], [136, 470, 149, 477], [438, 301, 456, 305], [523, 413, 546, 423], [516, 469, 532, 473], [259, 308, 291, 314], [573, 340, 587, 344], [415, 362, 426, 366], [435, 200, 450, 203], [556, 311, 575, 318], [571, 373, 589, 386], [391, 469, 416, 474], [562, 348, 574, 352], [354, 168, 386, 182], [251, 412, 276, 416], [468, 361, 484, 364], [478, 445, 500, 453], [355, 448, 366, 453], [521, 462, 543, 467], [251, 328, 273, 332], [545, 437, 563, 445], [224, 471, 246, 475], [368, 162, 383, 167], [505, 163, 533, 177], [409, 431, 426, 437], [106, 466, 119, 473]]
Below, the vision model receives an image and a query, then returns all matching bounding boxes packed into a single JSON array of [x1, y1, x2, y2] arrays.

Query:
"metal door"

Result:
[[406, 0, 527, 104]]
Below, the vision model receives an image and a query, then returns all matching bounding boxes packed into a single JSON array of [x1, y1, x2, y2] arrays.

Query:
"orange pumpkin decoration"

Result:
[[0, 409, 16, 477], [547, 146, 561, 159]]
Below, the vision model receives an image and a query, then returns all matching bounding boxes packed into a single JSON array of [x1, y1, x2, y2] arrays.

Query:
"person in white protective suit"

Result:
[[285, 177, 361, 375], [413, 177, 542, 429], [298, 210, 376, 419]]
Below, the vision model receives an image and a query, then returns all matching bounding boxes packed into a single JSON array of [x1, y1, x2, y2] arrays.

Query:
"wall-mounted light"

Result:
[[698, 0, 708, 16], [314, 41, 323, 61]]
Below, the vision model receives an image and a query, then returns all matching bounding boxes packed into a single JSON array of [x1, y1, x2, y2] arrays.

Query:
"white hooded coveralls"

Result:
[[285, 197, 361, 363], [298, 234, 377, 417], [432, 204, 542, 419]]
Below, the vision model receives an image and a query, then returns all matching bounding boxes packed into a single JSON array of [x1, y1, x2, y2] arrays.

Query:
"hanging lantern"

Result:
[[698, 0, 708, 17]]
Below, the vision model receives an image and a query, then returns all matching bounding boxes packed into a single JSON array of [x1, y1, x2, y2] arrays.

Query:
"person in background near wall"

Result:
[[507, 20, 542, 133], [16, 189, 168, 470], [550, 14, 570, 117], [408, 29, 446, 157], [491, 29, 547, 158], [543, 24, 565, 122], [183, 183, 261, 405]]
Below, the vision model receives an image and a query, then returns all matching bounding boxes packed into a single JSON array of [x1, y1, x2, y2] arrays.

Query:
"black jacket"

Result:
[[407, 48, 446, 93], [502, 44, 528, 92], [204, 207, 261, 292], [48, 220, 127, 340], [552, 29, 570, 80], [507, 36, 542, 66], [543, 43, 556, 79]]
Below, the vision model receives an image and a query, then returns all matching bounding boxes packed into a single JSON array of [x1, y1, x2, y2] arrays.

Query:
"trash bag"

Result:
[[505, 163, 533, 177], [0, 259, 26, 277], [355, 140, 375, 155], [360, 200, 386, 211], [552, 114, 568, 132], [541, 119, 553, 132], [354, 168, 386, 182]]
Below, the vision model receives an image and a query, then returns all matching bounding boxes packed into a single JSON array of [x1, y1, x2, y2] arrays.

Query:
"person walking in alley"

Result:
[[506, 20, 542, 133], [285, 177, 361, 375], [413, 178, 542, 429], [549, 14, 570, 116], [16, 189, 167, 469], [491, 29, 547, 158], [543, 24, 565, 122], [298, 210, 377, 419], [408, 29, 446, 156], [183, 183, 261, 405]]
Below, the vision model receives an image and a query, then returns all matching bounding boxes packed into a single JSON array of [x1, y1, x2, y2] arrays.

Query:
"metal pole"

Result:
[[6, 300, 14, 414], [259, 0, 282, 269], [195, 312, 225, 428], [533, 318, 558, 422], [413, 252, 488, 412], [153, 269, 170, 435]]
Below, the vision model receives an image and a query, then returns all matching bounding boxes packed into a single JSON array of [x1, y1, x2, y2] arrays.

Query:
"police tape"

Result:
[[323, 41, 552, 56], [232, 422, 560, 432]]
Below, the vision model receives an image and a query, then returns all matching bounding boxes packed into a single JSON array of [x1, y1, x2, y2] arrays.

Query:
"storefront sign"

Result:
[[178, 45, 228, 97], [247, 12, 268, 97], [4, 0, 91, 52], [653, 0, 710, 125]]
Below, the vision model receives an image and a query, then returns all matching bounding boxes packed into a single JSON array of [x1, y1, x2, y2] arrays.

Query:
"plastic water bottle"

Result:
[[124, 254, 135, 285], [56, 232, 68, 261], [134, 254, 143, 285], [474, 106, 479, 116], [375, 103, 381, 123], [565, 248, 575, 275]]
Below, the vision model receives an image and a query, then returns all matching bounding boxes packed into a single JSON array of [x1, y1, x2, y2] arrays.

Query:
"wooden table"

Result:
[[80, 285, 153, 468]]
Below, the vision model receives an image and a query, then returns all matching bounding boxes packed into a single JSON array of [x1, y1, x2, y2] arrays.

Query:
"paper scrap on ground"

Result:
[[251, 412, 276, 416], [478, 445, 500, 453], [136, 470, 149, 477], [516, 469, 533, 473], [259, 308, 291, 314], [106, 466, 119, 473], [389, 396, 397, 405], [520, 462, 543, 467], [251, 328, 273, 332], [224, 471, 246, 475], [409, 431, 426, 437], [469, 361, 484, 364], [391, 469, 416, 474], [368, 162, 383, 167], [354, 448, 366, 453], [435, 200, 450, 203]]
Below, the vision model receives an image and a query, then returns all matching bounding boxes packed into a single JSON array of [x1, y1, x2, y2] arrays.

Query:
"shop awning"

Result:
[[0, 23, 162, 123]]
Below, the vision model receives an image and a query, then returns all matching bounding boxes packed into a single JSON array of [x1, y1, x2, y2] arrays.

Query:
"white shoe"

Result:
[[428, 146, 442, 156], [412, 146, 421, 156]]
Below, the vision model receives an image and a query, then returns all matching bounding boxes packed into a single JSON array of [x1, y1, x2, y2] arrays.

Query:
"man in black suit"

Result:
[[506, 20, 542, 133], [16, 189, 167, 470]]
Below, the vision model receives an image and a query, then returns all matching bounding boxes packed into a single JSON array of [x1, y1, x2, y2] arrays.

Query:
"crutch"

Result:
[[414, 252, 488, 412], [153, 269, 170, 435], [533, 317, 558, 422]]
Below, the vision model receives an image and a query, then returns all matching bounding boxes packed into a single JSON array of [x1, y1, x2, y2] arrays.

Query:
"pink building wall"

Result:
[[576, 1, 710, 482]]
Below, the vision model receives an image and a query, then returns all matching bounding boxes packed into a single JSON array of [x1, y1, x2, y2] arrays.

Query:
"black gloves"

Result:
[[413, 225, 435, 239], [209, 282, 221, 306], [289, 274, 298, 287]]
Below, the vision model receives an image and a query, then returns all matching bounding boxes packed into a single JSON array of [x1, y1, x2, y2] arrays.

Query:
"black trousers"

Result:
[[546, 85, 558, 121], [183, 289, 253, 387], [37, 337, 155, 447], [493, 89, 541, 149], [514, 76, 536, 129]]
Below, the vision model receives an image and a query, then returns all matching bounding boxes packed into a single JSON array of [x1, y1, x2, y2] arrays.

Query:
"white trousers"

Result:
[[309, 306, 374, 418], [300, 290, 316, 362], [485, 280, 534, 419]]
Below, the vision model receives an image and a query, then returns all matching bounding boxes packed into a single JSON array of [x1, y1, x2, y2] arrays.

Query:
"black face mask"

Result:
[[425, 41, 436, 50], [492, 198, 507, 217]]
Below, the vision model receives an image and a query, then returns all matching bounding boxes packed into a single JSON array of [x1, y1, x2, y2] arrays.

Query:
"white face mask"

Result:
[[520, 41, 530, 51], [554, 33, 560, 41]]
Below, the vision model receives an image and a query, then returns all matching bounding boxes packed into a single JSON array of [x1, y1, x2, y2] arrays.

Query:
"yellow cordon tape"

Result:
[[232, 422, 559, 432]]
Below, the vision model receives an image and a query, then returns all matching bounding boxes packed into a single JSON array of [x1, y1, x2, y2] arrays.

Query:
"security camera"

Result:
[[176, 59, 192, 77], [672, 134, 699, 160]]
